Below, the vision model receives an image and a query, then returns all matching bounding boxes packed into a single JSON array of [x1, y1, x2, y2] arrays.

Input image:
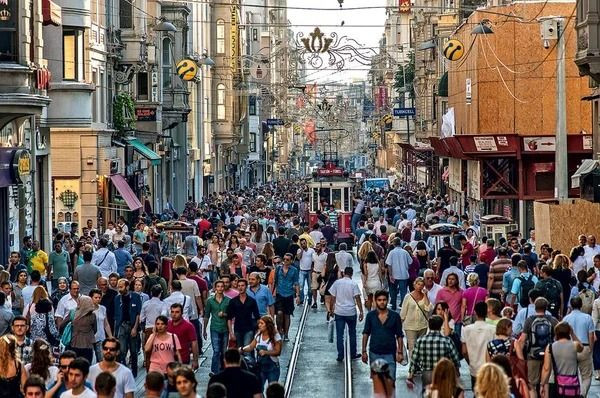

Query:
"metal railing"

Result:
[[283, 301, 310, 398]]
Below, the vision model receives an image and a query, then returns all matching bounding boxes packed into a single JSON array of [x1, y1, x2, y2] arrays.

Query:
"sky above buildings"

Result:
[[287, 0, 387, 83]]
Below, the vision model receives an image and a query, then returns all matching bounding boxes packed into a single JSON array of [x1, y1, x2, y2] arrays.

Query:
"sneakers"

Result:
[[311, 303, 317, 309], [283, 334, 290, 342], [351, 354, 362, 360], [336, 357, 344, 362]]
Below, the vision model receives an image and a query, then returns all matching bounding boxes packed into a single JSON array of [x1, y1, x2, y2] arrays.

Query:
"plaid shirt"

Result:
[[408, 331, 460, 375]]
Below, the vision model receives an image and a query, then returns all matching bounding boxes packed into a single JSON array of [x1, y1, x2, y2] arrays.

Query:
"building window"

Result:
[[0, 0, 17, 62], [162, 38, 172, 89], [249, 95, 257, 115], [100, 71, 105, 122], [249, 132, 257, 152], [216, 19, 225, 54], [217, 83, 226, 120], [137, 72, 148, 100], [120, 0, 133, 29], [63, 28, 84, 81], [252, 28, 258, 41], [92, 69, 98, 122]]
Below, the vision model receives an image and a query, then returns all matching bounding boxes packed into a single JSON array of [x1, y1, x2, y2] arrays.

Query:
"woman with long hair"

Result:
[[434, 301, 455, 337], [240, 315, 282, 390], [133, 279, 150, 304], [321, 252, 340, 321], [362, 251, 383, 310], [12, 270, 28, 315], [460, 273, 488, 325], [475, 362, 511, 398], [415, 240, 430, 270], [0, 334, 27, 398], [252, 224, 268, 254], [25, 339, 59, 389], [552, 253, 576, 315], [426, 358, 464, 398], [24, 286, 48, 319], [69, 295, 97, 363], [358, 241, 374, 265], [208, 235, 220, 266], [570, 245, 587, 276], [132, 257, 148, 288], [171, 254, 188, 285], [144, 315, 182, 374], [228, 235, 240, 251], [261, 242, 275, 265]]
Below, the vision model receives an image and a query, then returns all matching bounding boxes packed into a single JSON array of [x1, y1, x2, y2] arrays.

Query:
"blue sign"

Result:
[[266, 118, 284, 126], [393, 107, 416, 117]]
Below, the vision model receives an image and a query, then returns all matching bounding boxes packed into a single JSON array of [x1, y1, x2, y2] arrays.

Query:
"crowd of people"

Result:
[[352, 187, 600, 398], [5, 180, 600, 398]]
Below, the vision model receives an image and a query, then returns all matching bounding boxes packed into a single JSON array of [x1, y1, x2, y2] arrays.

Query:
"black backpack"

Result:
[[518, 275, 535, 308], [538, 279, 562, 316]]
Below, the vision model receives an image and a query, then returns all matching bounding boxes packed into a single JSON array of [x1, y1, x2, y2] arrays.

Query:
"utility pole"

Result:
[[555, 17, 568, 200]]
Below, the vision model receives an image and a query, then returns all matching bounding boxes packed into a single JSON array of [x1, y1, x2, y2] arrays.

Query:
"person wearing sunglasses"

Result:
[[87, 338, 136, 398], [45, 350, 92, 398]]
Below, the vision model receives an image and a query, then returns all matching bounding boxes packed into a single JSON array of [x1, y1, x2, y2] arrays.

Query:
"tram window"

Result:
[[332, 188, 342, 210], [344, 187, 350, 211], [319, 188, 331, 209], [312, 188, 319, 211]]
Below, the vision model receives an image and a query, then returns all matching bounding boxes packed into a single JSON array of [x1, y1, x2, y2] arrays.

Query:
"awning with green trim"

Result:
[[125, 137, 161, 166], [438, 72, 448, 97]]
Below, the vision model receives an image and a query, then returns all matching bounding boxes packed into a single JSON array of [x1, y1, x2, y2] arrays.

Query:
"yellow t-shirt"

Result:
[[30, 250, 49, 274]]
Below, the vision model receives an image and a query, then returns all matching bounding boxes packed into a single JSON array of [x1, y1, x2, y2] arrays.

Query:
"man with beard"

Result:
[[361, 290, 404, 381], [87, 338, 136, 398], [248, 254, 273, 290]]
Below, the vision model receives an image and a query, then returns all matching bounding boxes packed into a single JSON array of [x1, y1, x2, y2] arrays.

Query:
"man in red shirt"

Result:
[[167, 303, 199, 370], [196, 214, 212, 239], [479, 239, 496, 266], [458, 235, 474, 268]]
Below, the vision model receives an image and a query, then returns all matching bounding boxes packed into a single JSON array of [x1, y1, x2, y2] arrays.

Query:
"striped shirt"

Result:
[[488, 258, 512, 295]]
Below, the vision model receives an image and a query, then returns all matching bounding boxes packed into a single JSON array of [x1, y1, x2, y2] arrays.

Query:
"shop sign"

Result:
[[231, 4, 239, 74], [467, 160, 481, 201], [136, 107, 157, 121], [42, 0, 62, 26], [399, 0, 410, 13], [0, 0, 17, 29], [523, 136, 555, 152], [496, 136, 509, 146], [11, 149, 31, 184], [473, 136, 497, 152]]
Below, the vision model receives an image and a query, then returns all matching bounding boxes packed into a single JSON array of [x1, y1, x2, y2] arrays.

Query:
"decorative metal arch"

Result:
[[294, 27, 378, 71]]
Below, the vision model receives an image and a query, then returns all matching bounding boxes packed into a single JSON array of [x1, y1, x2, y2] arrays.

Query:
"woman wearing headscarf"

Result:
[[50, 277, 69, 309], [69, 295, 97, 363]]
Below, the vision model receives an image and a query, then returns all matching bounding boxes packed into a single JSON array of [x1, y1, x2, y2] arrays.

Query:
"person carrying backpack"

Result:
[[540, 321, 583, 398], [510, 260, 538, 311], [535, 265, 564, 319], [570, 269, 596, 315], [515, 297, 559, 398]]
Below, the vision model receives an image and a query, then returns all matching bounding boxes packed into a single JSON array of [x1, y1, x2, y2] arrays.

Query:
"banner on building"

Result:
[[230, 4, 239, 74]]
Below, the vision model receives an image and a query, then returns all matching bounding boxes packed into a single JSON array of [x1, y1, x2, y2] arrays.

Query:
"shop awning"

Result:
[[109, 174, 142, 210], [438, 72, 448, 97], [124, 137, 161, 165], [571, 159, 600, 189]]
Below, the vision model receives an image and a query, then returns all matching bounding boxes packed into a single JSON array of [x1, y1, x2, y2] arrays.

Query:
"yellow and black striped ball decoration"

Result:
[[176, 58, 198, 81], [443, 39, 464, 61]]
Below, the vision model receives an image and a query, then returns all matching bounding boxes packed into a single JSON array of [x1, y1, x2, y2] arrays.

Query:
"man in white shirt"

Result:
[[461, 301, 496, 389], [335, 243, 354, 270], [63, 358, 97, 398], [163, 280, 193, 320], [104, 221, 117, 243], [190, 246, 213, 285], [87, 337, 136, 398], [385, 238, 413, 310], [309, 224, 324, 245], [55, 280, 81, 327], [440, 257, 467, 291], [297, 238, 315, 305], [373, 216, 388, 237], [311, 243, 328, 308], [92, 238, 118, 278], [584, 235, 600, 269], [140, 285, 168, 338], [329, 266, 364, 361]]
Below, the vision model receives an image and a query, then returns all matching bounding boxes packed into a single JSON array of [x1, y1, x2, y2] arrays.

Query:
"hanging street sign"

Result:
[[393, 107, 416, 117], [266, 118, 285, 126]]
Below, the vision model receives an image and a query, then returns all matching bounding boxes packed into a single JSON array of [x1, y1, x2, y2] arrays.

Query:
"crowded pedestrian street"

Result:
[[4, 0, 600, 397]]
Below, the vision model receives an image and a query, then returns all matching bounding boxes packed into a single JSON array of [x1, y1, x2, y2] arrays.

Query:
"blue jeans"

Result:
[[370, 352, 396, 379], [210, 330, 229, 374], [388, 278, 408, 310], [117, 322, 140, 377], [235, 330, 254, 348], [298, 270, 311, 304], [351, 213, 361, 234], [259, 358, 280, 390], [335, 314, 357, 360]]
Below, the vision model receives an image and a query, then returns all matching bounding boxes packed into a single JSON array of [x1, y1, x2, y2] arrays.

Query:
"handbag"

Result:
[[509, 341, 529, 382], [549, 343, 581, 397], [60, 309, 76, 347]]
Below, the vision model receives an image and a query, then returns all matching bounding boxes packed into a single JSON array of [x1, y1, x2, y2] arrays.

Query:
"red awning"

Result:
[[110, 174, 142, 211], [42, 0, 61, 26]]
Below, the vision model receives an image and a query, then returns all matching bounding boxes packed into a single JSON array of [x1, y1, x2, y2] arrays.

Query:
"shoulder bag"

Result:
[[549, 343, 580, 397], [462, 288, 482, 326]]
